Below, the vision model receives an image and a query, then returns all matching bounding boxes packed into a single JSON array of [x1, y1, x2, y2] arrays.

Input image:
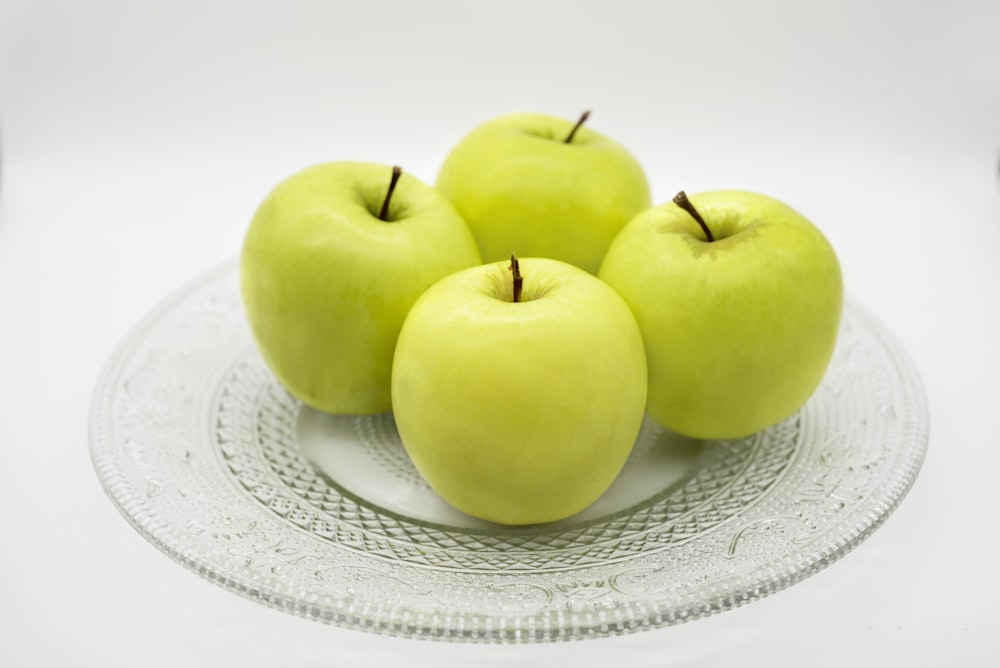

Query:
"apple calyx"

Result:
[[508, 253, 523, 302], [673, 191, 715, 242], [564, 110, 591, 144], [378, 166, 403, 221]]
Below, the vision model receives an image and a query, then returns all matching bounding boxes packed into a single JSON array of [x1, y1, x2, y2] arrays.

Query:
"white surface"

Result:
[[1, 1, 998, 666]]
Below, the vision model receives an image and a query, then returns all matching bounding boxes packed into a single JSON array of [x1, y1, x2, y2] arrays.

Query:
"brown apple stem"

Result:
[[564, 110, 591, 144], [509, 253, 523, 303], [673, 191, 715, 242], [378, 166, 403, 221]]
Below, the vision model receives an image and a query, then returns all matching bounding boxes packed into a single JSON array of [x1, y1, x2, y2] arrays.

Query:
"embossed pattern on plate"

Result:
[[89, 262, 928, 642]]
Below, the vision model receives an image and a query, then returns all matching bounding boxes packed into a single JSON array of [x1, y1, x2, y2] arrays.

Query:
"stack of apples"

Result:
[[240, 111, 843, 526]]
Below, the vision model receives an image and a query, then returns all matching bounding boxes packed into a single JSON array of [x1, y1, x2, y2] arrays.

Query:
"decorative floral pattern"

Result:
[[90, 263, 928, 642]]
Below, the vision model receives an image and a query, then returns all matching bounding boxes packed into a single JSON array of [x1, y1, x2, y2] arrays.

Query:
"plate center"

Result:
[[297, 409, 703, 530]]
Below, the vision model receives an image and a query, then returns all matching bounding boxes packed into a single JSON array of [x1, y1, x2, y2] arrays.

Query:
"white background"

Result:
[[1, 1, 998, 666]]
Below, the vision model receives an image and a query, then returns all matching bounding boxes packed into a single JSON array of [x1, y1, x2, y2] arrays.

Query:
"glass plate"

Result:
[[89, 262, 928, 643]]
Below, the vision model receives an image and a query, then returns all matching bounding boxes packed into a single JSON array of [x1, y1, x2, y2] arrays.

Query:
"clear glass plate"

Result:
[[89, 262, 928, 643]]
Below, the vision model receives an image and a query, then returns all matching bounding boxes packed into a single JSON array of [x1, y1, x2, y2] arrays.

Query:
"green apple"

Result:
[[241, 162, 481, 415], [391, 256, 648, 525], [598, 190, 843, 440], [435, 111, 651, 274]]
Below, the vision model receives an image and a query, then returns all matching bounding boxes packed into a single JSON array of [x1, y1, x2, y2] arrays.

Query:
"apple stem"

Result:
[[378, 166, 403, 221], [673, 191, 715, 242], [509, 253, 523, 303], [564, 110, 591, 144]]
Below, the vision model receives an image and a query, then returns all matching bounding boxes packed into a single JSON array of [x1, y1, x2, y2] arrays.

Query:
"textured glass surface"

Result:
[[89, 262, 928, 643]]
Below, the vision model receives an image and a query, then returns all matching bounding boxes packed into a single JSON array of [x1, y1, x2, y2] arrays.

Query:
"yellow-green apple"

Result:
[[241, 162, 481, 414], [391, 256, 648, 525], [599, 190, 843, 440], [435, 111, 651, 274]]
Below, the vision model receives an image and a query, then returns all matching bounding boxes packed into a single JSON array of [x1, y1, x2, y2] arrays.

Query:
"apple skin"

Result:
[[435, 113, 651, 274], [240, 162, 481, 415], [598, 190, 843, 440], [391, 257, 648, 525]]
